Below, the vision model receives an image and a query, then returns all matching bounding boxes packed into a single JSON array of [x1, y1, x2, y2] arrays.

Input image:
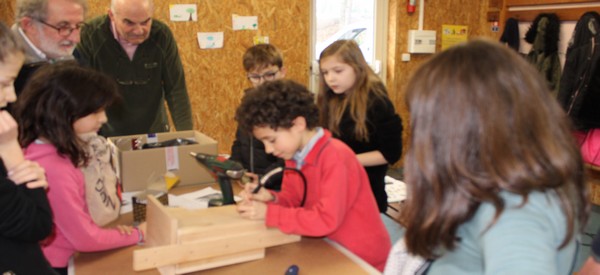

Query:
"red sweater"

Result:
[[266, 130, 391, 271]]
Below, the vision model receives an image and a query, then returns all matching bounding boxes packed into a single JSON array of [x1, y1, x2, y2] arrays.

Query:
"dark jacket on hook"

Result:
[[500, 17, 520, 51], [557, 11, 600, 130], [525, 13, 562, 94]]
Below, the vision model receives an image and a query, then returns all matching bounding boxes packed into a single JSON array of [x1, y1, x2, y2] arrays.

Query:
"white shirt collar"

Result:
[[293, 127, 324, 169], [17, 26, 47, 60]]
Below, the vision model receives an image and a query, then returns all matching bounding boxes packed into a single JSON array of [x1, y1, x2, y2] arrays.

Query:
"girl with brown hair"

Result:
[[385, 39, 589, 274], [317, 39, 403, 213]]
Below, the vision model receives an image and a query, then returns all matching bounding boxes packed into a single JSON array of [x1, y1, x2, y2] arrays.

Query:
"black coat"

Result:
[[557, 11, 600, 130], [334, 89, 403, 213], [0, 162, 57, 274]]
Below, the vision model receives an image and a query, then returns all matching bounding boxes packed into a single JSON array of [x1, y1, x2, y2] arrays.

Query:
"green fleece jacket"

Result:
[[76, 15, 193, 137]]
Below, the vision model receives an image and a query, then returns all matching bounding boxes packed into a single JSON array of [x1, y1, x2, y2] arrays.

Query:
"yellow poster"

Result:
[[441, 25, 469, 51]]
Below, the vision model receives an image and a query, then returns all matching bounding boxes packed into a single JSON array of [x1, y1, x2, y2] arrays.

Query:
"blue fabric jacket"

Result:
[[426, 191, 578, 275]]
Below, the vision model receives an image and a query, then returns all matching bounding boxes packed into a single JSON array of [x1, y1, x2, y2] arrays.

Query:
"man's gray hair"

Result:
[[16, 0, 88, 22]]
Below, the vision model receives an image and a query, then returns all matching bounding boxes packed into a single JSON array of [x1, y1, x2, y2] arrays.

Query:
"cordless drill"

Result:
[[189, 152, 245, 206]]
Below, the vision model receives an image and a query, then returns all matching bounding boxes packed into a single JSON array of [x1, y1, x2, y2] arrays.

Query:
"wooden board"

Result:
[[133, 196, 300, 274], [145, 195, 178, 247]]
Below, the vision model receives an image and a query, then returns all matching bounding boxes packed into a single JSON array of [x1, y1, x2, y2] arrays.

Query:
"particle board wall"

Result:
[[122, 0, 310, 155], [386, 0, 497, 165], [0, 1, 16, 24], [2, 0, 500, 162], [1, 0, 310, 155]]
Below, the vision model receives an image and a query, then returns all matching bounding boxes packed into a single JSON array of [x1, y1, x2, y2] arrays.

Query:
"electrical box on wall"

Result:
[[408, 30, 436, 54]]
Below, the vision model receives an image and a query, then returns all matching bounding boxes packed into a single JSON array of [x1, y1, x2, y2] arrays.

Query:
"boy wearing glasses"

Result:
[[243, 44, 287, 86], [230, 44, 287, 190], [12, 0, 87, 96]]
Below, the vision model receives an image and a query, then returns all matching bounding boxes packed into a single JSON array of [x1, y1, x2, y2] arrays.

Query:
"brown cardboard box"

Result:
[[108, 131, 218, 192]]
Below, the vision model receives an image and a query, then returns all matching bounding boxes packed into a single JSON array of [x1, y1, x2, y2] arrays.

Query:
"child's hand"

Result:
[[8, 160, 47, 189], [115, 225, 134, 235], [0, 111, 18, 146], [137, 222, 147, 235], [242, 181, 275, 202], [0, 111, 24, 169], [244, 172, 259, 185], [237, 200, 267, 220]]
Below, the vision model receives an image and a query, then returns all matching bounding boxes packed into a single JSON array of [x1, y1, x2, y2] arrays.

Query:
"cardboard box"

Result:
[[108, 131, 218, 192]]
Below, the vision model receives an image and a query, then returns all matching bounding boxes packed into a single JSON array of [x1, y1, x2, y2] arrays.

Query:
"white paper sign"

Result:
[[197, 32, 224, 49], [165, 146, 179, 171], [169, 4, 197, 22], [232, 15, 258, 30]]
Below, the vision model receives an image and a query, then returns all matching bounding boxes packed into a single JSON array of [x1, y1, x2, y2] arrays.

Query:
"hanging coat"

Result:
[[525, 13, 562, 95], [557, 11, 600, 130]]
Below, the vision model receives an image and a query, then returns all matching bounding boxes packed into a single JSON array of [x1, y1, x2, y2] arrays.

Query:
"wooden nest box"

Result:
[[133, 196, 300, 274]]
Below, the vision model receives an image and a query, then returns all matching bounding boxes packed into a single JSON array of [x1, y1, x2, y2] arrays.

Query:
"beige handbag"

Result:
[[80, 133, 121, 226]]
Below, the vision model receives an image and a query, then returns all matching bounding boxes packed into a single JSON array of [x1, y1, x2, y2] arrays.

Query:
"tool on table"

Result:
[[190, 152, 246, 206]]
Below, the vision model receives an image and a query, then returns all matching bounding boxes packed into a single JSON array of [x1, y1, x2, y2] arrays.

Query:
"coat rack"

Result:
[[503, 0, 600, 22]]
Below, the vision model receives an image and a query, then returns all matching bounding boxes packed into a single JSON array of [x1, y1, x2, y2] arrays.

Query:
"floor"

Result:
[[383, 167, 600, 271]]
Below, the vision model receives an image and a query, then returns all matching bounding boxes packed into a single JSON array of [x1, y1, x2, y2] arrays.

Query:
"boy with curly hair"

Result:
[[235, 79, 390, 271]]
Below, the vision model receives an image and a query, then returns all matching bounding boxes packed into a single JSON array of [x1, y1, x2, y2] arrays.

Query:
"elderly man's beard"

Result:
[[36, 27, 77, 59]]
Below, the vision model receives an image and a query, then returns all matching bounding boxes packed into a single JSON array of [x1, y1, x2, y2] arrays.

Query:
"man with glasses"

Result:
[[76, 0, 193, 137], [12, 0, 86, 96]]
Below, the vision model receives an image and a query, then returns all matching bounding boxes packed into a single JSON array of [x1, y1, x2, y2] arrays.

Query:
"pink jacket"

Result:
[[266, 130, 391, 271], [24, 142, 139, 267]]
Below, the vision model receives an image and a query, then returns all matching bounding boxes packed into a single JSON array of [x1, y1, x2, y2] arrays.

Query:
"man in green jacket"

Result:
[[76, 0, 193, 136]]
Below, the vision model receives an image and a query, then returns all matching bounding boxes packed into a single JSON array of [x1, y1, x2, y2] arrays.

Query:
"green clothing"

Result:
[[76, 15, 193, 136], [526, 16, 562, 95]]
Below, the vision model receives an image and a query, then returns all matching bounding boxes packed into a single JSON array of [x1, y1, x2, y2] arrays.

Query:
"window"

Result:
[[310, 0, 387, 92]]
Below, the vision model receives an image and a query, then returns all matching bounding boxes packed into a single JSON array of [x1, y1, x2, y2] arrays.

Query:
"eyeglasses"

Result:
[[247, 70, 279, 83], [35, 19, 85, 37]]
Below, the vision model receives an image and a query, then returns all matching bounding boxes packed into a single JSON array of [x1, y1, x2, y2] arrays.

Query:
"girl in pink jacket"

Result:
[[14, 64, 143, 275]]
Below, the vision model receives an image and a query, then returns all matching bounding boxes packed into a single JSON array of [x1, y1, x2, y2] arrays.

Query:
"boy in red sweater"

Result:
[[235, 79, 390, 271]]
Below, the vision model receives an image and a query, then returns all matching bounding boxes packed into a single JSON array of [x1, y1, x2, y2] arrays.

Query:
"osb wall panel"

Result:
[[1, 0, 310, 155], [388, 0, 496, 165], [0, 1, 16, 24], [3, 0, 500, 162]]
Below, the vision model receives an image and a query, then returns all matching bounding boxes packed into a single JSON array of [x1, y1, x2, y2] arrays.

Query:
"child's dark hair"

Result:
[[235, 79, 318, 133], [16, 63, 121, 166], [0, 21, 24, 62], [242, 44, 283, 72]]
